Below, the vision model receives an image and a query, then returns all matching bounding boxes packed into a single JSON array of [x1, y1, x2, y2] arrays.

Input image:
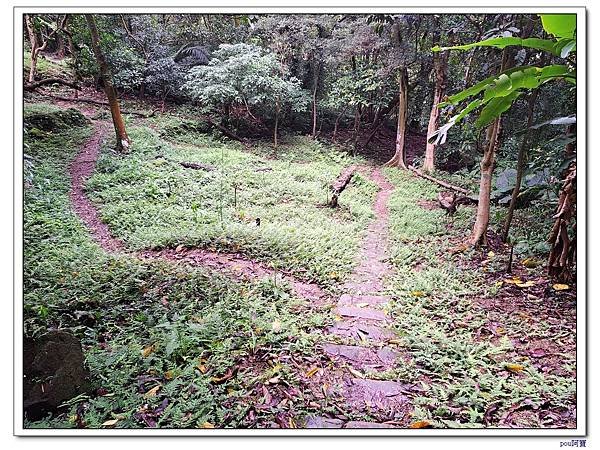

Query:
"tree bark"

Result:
[[328, 166, 356, 207], [469, 48, 512, 246], [502, 89, 539, 242], [548, 162, 576, 282], [423, 50, 448, 172], [333, 105, 348, 143], [311, 62, 320, 139], [25, 15, 40, 83], [85, 14, 130, 152], [384, 67, 409, 168], [470, 117, 501, 246]]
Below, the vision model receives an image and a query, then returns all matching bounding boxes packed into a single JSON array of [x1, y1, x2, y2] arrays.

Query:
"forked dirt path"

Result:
[[69, 116, 413, 428], [305, 168, 415, 429], [69, 119, 327, 304]]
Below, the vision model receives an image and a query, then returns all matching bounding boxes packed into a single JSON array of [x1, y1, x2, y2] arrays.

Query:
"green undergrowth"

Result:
[[23, 103, 334, 429], [382, 168, 575, 428], [86, 120, 377, 285]]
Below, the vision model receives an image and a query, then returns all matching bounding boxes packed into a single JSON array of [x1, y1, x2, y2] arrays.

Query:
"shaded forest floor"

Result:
[[23, 92, 576, 429]]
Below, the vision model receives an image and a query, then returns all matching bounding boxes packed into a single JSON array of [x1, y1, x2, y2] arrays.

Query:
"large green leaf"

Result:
[[475, 91, 522, 128], [540, 14, 576, 39], [443, 65, 573, 106], [433, 37, 559, 56]]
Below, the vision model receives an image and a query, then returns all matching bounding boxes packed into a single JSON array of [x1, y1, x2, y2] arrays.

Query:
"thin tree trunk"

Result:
[[25, 15, 39, 83], [384, 67, 409, 168], [502, 89, 539, 242], [469, 48, 512, 246], [333, 105, 348, 142], [85, 14, 130, 152], [423, 50, 448, 172], [311, 62, 320, 139], [274, 100, 280, 147]]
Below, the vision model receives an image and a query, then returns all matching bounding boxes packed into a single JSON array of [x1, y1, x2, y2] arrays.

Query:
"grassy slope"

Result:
[[382, 168, 575, 428], [24, 103, 336, 428], [86, 117, 377, 285]]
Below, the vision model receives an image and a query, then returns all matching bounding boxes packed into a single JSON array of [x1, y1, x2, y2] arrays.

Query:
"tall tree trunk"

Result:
[[469, 49, 512, 246], [25, 15, 40, 83], [384, 67, 409, 168], [85, 15, 130, 152], [502, 89, 539, 242], [353, 106, 362, 154], [548, 162, 576, 282], [423, 50, 448, 172]]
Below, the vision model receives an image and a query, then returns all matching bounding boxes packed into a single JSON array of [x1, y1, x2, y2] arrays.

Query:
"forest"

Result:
[[21, 12, 577, 430]]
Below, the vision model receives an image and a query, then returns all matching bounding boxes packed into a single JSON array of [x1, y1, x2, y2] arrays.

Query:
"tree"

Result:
[[183, 43, 308, 146], [85, 14, 131, 152], [431, 14, 576, 248], [385, 67, 409, 168], [25, 14, 68, 83], [423, 22, 448, 173]]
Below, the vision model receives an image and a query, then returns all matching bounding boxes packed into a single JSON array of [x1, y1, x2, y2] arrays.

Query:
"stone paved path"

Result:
[[306, 168, 412, 429]]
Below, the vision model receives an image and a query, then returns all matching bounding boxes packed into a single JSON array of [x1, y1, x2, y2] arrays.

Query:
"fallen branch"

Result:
[[46, 95, 155, 117], [24, 78, 81, 91], [328, 165, 356, 207], [205, 119, 245, 143], [179, 161, 215, 171], [408, 165, 470, 195]]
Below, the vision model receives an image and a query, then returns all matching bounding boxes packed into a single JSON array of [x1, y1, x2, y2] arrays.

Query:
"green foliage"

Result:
[[183, 43, 309, 120]]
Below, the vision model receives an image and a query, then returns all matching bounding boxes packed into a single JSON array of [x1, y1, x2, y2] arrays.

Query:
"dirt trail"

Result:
[[68, 118, 327, 303], [305, 167, 414, 429]]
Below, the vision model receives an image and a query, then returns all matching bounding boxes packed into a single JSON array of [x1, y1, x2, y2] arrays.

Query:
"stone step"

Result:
[[338, 294, 389, 307], [329, 322, 396, 343], [343, 280, 385, 295], [335, 306, 388, 321], [344, 378, 410, 414], [304, 416, 344, 428], [323, 343, 398, 369], [344, 421, 397, 429]]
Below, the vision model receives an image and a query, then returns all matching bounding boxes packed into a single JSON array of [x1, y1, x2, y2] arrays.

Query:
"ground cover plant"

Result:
[[21, 11, 579, 431]]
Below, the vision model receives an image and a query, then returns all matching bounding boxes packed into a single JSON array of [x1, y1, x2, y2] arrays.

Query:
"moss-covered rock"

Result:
[[24, 104, 90, 133]]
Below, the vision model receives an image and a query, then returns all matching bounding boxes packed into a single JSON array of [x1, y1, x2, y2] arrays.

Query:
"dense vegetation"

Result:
[[22, 12, 577, 430]]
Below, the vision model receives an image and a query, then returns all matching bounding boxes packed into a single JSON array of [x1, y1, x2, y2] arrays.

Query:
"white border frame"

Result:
[[13, 5, 587, 437]]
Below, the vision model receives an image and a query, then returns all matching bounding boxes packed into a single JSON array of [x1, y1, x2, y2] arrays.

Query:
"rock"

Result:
[[23, 331, 89, 420], [24, 106, 90, 133], [305, 416, 345, 428]]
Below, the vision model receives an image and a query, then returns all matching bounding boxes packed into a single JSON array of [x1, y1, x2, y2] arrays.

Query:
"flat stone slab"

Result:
[[336, 306, 388, 321], [323, 344, 398, 368], [345, 378, 410, 414], [344, 280, 385, 294], [338, 294, 389, 307], [329, 322, 396, 342], [305, 416, 345, 428], [344, 421, 397, 429]]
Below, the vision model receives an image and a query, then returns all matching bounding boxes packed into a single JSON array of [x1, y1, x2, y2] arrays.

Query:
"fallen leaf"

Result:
[[409, 420, 432, 429], [101, 418, 119, 428], [144, 385, 161, 398], [411, 290, 425, 297], [488, 251, 495, 258], [552, 283, 570, 291], [211, 368, 235, 384], [164, 370, 174, 380], [505, 363, 524, 373], [197, 364, 208, 374], [504, 277, 523, 284], [306, 367, 319, 377], [175, 244, 185, 252], [522, 258, 540, 268], [515, 281, 535, 288], [141, 344, 155, 358], [199, 422, 215, 428], [347, 367, 364, 379]]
